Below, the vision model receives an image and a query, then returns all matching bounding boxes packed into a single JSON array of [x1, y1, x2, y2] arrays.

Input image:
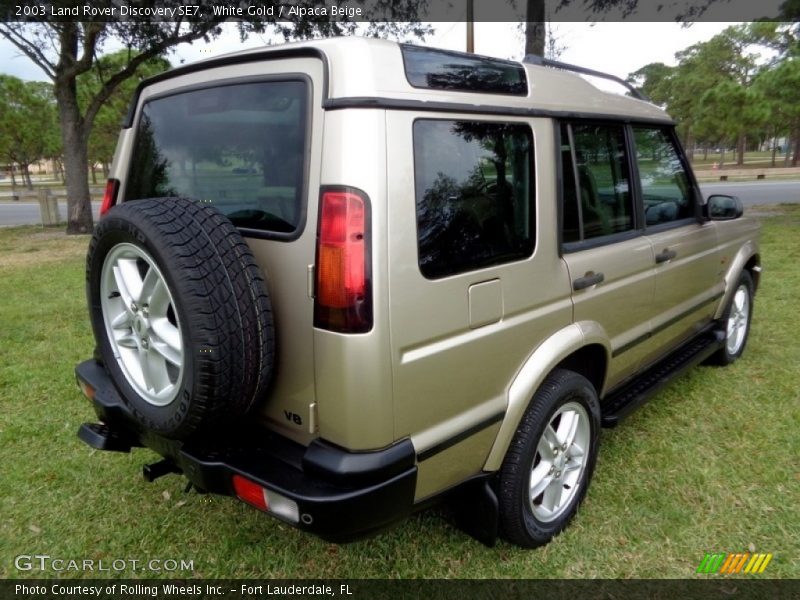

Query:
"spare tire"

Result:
[[86, 198, 275, 439]]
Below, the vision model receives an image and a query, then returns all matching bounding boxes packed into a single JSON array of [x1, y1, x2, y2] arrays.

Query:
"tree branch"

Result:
[[83, 24, 217, 130], [68, 22, 106, 78], [0, 25, 56, 79]]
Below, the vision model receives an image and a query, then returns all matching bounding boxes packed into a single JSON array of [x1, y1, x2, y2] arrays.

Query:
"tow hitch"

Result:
[[143, 459, 182, 482]]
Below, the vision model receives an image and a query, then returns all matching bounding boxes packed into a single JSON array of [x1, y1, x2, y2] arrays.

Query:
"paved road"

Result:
[[699, 180, 800, 206], [0, 180, 798, 226], [0, 201, 101, 226]]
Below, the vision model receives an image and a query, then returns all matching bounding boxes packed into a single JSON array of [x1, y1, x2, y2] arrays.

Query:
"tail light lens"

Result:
[[100, 178, 120, 216], [231, 475, 299, 523], [314, 187, 372, 333], [232, 474, 268, 511]]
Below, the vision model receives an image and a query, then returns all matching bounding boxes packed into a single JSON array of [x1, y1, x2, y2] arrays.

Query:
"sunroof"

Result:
[[401, 45, 528, 96]]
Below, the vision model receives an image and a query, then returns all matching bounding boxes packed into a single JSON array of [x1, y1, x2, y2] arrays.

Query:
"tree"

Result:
[[749, 21, 800, 165], [628, 24, 773, 164], [0, 76, 60, 189], [78, 50, 171, 182], [754, 58, 800, 166], [627, 62, 674, 105], [523, 0, 727, 57], [0, 7, 430, 234]]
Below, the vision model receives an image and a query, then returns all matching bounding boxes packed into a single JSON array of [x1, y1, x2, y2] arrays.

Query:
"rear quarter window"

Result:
[[413, 119, 535, 279], [125, 79, 308, 237]]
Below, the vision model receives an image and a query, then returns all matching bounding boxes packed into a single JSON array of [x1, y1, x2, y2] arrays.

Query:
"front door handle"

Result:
[[655, 249, 677, 264], [572, 271, 605, 291]]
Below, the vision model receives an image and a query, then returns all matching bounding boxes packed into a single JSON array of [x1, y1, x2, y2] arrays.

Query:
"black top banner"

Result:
[[0, 0, 793, 23]]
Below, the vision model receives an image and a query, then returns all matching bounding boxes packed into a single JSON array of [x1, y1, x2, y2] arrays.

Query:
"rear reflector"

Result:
[[314, 187, 372, 333], [100, 178, 120, 216], [231, 475, 299, 523], [232, 474, 268, 511]]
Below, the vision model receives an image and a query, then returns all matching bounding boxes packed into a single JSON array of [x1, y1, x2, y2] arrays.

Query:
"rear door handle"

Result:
[[655, 249, 677, 264], [572, 271, 605, 291]]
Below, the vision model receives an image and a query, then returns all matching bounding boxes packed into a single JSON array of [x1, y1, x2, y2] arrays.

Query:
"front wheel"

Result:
[[708, 271, 754, 366], [497, 369, 601, 548]]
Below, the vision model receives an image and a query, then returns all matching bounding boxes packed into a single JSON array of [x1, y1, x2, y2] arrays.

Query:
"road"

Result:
[[0, 180, 798, 226], [699, 180, 800, 206], [0, 201, 101, 227]]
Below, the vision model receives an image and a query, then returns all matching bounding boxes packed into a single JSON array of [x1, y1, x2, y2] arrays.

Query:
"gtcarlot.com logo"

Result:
[[14, 554, 194, 573]]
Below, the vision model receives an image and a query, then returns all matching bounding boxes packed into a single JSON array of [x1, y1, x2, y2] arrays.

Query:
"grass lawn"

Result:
[[0, 208, 798, 580]]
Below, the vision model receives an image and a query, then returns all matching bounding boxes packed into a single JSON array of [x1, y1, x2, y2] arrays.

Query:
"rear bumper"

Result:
[[74, 359, 417, 541]]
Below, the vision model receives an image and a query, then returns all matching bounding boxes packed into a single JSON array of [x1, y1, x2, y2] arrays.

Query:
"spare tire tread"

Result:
[[87, 197, 274, 439]]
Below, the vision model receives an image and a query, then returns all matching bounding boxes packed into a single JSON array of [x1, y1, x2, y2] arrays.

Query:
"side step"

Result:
[[601, 328, 724, 427]]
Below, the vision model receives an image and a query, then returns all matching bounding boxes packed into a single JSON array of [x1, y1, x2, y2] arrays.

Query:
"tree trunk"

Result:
[[525, 0, 546, 57], [10, 166, 16, 187], [23, 164, 33, 189], [54, 78, 94, 234], [771, 135, 777, 167], [793, 128, 800, 168], [703, 145, 708, 161], [91, 164, 97, 184], [736, 134, 745, 166], [102, 161, 109, 178]]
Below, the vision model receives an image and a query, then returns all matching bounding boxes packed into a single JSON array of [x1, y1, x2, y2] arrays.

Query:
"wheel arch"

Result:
[[483, 322, 610, 472], [714, 241, 761, 320]]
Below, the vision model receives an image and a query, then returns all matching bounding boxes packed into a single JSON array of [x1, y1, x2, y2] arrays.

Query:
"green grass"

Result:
[[0, 210, 798, 580]]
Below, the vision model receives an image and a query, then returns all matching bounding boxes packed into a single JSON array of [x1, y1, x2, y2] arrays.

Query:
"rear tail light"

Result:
[[314, 187, 372, 333], [100, 178, 120, 216], [232, 475, 299, 523]]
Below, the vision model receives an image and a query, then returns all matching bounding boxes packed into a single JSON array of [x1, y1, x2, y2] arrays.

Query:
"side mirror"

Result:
[[705, 194, 743, 221]]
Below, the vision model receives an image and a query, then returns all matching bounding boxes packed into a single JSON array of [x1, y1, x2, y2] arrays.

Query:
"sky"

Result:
[[0, 21, 739, 86]]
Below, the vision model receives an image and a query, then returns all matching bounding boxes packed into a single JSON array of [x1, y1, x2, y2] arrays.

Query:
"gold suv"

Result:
[[76, 37, 761, 548]]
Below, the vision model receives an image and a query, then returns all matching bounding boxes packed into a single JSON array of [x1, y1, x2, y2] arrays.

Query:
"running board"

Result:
[[601, 328, 724, 427]]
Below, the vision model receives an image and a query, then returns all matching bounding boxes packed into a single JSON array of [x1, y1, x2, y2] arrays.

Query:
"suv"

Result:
[[76, 37, 761, 548]]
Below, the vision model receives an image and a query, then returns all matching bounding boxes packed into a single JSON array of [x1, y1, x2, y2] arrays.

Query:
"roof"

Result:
[[129, 36, 672, 126]]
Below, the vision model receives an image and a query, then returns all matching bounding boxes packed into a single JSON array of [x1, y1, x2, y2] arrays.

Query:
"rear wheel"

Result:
[[498, 369, 600, 548]]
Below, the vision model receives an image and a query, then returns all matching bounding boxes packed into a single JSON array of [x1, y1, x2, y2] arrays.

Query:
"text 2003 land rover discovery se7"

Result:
[[76, 38, 760, 548]]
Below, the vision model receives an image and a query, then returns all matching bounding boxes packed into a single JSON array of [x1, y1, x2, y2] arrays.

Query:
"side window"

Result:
[[413, 120, 534, 279], [560, 122, 634, 243], [560, 123, 580, 243], [632, 127, 694, 225], [570, 123, 633, 239]]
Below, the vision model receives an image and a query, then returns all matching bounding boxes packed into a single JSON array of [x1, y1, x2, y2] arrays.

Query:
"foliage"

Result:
[[77, 50, 171, 171], [628, 23, 800, 165], [0, 75, 60, 188]]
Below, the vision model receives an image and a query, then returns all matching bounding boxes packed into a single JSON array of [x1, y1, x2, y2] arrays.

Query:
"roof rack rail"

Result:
[[523, 55, 649, 102]]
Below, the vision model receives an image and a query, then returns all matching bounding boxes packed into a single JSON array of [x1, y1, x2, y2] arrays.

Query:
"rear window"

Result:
[[125, 79, 308, 235]]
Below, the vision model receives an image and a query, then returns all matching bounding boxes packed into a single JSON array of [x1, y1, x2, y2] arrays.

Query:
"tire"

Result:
[[86, 198, 274, 439], [708, 271, 754, 366], [498, 369, 601, 548]]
